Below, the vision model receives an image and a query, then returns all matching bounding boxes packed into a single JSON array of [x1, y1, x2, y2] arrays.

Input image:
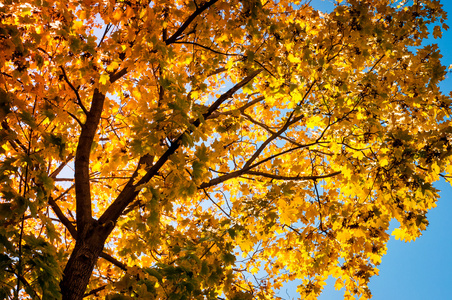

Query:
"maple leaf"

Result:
[[99, 73, 110, 85]]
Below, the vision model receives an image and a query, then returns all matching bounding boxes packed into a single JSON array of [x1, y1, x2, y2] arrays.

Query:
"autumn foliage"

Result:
[[1, 0, 451, 299]]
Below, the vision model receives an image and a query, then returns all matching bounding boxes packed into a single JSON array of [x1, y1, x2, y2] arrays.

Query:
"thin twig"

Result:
[[97, 23, 112, 48], [84, 285, 107, 297], [202, 188, 231, 218], [59, 66, 88, 115], [245, 170, 341, 181], [171, 41, 242, 56]]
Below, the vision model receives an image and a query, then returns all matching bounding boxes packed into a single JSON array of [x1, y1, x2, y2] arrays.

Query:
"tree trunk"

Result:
[[60, 221, 113, 300]]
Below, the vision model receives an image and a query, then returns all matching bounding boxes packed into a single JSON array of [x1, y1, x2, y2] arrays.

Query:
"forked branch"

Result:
[[98, 69, 262, 226], [165, 0, 219, 45]]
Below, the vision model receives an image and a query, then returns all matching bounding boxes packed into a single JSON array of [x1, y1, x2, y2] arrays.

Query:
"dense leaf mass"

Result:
[[0, 0, 451, 299]]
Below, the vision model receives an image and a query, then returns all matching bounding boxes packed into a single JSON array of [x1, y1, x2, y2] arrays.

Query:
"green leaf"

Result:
[[144, 268, 163, 282], [192, 160, 204, 179], [19, 111, 36, 129], [222, 252, 236, 265], [195, 143, 208, 162]]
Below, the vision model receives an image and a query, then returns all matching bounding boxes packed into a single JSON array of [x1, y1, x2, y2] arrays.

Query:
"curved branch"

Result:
[[199, 141, 328, 189], [242, 114, 305, 170], [171, 41, 242, 56], [60, 66, 88, 115], [66, 111, 83, 127], [48, 195, 77, 238], [98, 69, 262, 226], [244, 170, 341, 181], [202, 188, 231, 218], [165, 0, 219, 45]]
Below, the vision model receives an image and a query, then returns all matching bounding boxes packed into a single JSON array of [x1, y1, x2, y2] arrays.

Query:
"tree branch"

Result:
[[72, 65, 128, 234], [171, 41, 242, 56], [74, 89, 106, 234], [60, 66, 88, 115], [199, 141, 327, 189], [247, 141, 326, 171], [49, 154, 75, 179], [199, 169, 243, 189], [237, 95, 265, 112], [48, 196, 77, 238], [97, 23, 112, 48], [66, 111, 83, 127], [242, 114, 305, 170], [165, 0, 219, 45], [213, 96, 265, 119], [1, 121, 28, 152], [244, 170, 341, 181], [99, 252, 128, 271], [17, 273, 41, 300], [84, 285, 107, 298], [49, 194, 127, 272], [98, 69, 262, 226], [53, 184, 75, 202], [248, 116, 306, 147], [202, 188, 231, 218], [206, 67, 227, 77], [109, 68, 128, 83], [197, 69, 262, 123]]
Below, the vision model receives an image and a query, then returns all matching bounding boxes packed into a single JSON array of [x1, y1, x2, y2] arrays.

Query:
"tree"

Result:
[[1, 0, 451, 299]]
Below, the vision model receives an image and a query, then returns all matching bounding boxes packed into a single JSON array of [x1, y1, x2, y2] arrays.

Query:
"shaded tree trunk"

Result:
[[60, 221, 113, 300]]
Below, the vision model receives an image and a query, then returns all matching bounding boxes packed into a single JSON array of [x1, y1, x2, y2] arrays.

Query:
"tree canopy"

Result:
[[1, 0, 451, 299]]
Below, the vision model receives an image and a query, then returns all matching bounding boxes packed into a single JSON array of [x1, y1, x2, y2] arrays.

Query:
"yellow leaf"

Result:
[[99, 74, 110, 85], [336, 230, 351, 242], [306, 115, 322, 129], [73, 20, 84, 31], [334, 278, 344, 290], [113, 9, 123, 21], [392, 228, 413, 242], [380, 158, 389, 167], [431, 162, 440, 174]]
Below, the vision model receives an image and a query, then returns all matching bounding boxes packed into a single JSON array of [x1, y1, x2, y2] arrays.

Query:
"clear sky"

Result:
[[303, 1, 452, 299]]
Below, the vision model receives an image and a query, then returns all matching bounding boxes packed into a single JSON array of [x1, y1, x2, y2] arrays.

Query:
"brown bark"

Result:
[[60, 221, 114, 300], [60, 72, 125, 299], [74, 89, 105, 233]]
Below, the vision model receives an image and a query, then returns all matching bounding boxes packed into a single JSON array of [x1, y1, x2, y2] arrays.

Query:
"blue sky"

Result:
[[304, 1, 452, 299]]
